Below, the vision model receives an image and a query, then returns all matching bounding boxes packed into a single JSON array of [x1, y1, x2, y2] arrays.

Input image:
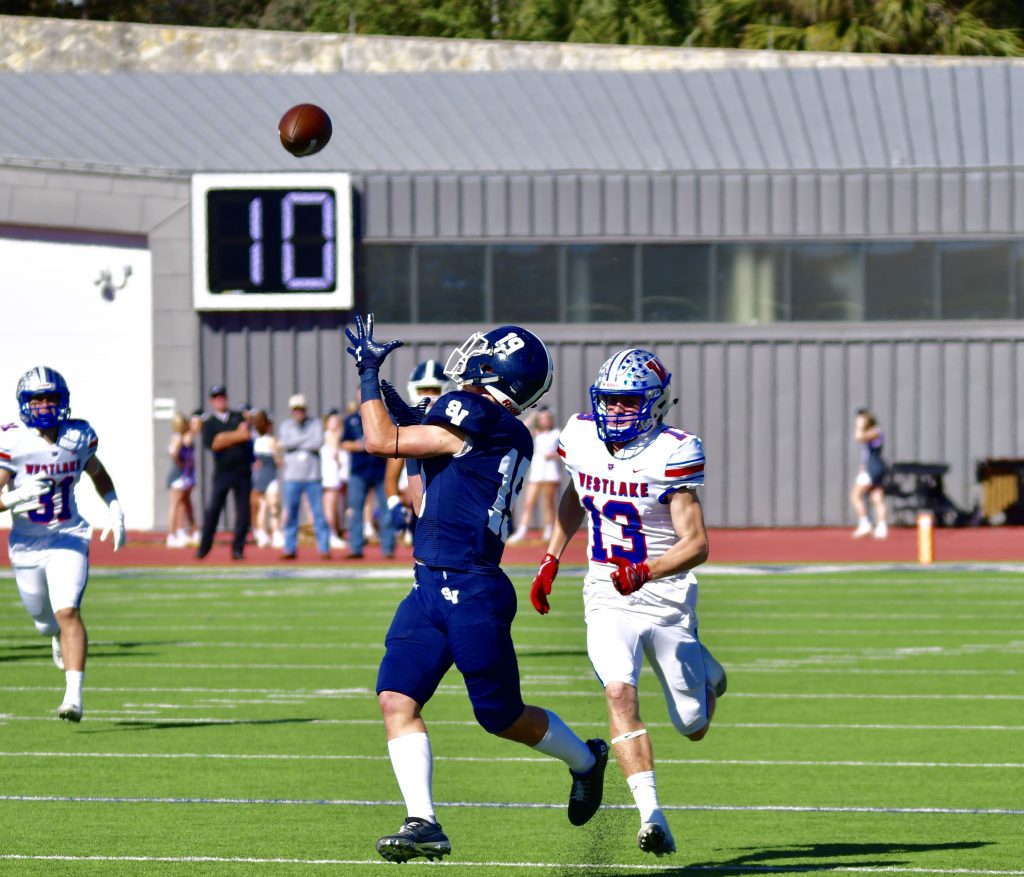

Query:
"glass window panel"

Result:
[[417, 245, 485, 323], [492, 245, 559, 323], [941, 242, 1011, 319], [790, 243, 861, 321], [716, 244, 786, 323], [565, 245, 634, 323], [363, 245, 411, 323], [641, 245, 711, 321], [864, 242, 935, 320]]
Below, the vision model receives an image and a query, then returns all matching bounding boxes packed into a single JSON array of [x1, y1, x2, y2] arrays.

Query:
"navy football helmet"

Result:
[[407, 359, 449, 405], [590, 348, 674, 443], [17, 366, 71, 430], [444, 326, 553, 415]]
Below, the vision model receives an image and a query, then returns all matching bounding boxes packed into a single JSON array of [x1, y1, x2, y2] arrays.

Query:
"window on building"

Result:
[[941, 242, 1012, 320], [418, 245, 486, 323], [865, 242, 936, 320], [492, 245, 560, 323], [790, 243, 862, 321], [363, 245, 412, 323], [565, 245, 635, 322], [641, 245, 712, 321], [717, 244, 786, 323]]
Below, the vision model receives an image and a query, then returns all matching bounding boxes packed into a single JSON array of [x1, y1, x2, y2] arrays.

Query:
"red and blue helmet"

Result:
[[590, 348, 674, 443], [17, 366, 71, 430], [444, 326, 553, 415]]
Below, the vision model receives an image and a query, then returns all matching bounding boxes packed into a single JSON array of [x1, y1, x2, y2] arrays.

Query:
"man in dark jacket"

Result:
[[197, 385, 252, 560]]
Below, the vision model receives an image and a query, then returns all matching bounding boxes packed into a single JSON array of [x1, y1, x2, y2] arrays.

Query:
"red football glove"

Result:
[[530, 553, 560, 615], [609, 557, 651, 596]]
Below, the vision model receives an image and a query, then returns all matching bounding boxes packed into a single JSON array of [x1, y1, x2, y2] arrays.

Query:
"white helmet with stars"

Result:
[[590, 348, 674, 443]]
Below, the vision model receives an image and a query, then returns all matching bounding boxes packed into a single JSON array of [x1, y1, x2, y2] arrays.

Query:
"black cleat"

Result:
[[375, 817, 451, 863], [638, 821, 676, 857], [567, 738, 608, 826]]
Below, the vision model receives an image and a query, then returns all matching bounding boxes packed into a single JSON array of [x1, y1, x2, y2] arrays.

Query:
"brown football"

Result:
[[278, 103, 332, 157]]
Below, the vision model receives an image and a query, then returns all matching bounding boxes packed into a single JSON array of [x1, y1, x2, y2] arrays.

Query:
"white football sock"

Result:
[[627, 770, 663, 825], [387, 732, 435, 823], [532, 709, 594, 773], [64, 670, 84, 705]]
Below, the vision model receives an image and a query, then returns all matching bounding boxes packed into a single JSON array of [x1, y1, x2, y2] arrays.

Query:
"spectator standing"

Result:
[[321, 408, 348, 551], [278, 394, 332, 560], [508, 407, 562, 544], [341, 388, 394, 559], [250, 409, 283, 549], [851, 408, 889, 539], [166, 411, 199, 548], [197, 385, 252, 561]]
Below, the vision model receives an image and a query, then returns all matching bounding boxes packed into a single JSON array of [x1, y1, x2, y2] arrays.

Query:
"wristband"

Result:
[[405, 458, 421, 478], [386, 495, 402, 510], [360, 369, 382, 402]]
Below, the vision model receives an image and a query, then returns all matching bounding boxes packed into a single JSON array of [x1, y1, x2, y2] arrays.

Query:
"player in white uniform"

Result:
[[0, 367, 126, 722], [529, 348, 726, 857]]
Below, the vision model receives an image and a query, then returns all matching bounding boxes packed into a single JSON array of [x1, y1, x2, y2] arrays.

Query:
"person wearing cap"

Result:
[[277, 393, 332, 560], [197, 385, 253, 560]]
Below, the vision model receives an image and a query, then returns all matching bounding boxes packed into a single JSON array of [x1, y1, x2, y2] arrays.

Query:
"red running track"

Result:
[[79, 526, 1024, 567]]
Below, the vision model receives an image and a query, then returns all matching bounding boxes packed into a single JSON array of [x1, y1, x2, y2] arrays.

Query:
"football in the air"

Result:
[[278, 103, 332, 157]]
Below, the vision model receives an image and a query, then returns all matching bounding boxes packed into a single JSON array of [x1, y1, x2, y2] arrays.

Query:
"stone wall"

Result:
[[0, 14, 993, 75]]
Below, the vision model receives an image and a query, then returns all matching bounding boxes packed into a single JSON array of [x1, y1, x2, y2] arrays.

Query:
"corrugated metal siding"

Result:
[[356, 170, 1024, 241], [200, 319, 1024, 528], [6, 64, 1024, 177]]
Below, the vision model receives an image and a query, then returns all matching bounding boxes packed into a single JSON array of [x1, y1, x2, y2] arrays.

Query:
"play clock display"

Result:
[[191, 173, 352, 310]]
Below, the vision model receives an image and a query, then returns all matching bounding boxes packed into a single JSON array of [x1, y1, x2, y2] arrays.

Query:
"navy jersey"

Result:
[[414, 390, 533, 572]]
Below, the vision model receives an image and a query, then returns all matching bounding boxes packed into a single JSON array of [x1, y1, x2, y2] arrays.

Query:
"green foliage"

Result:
[[689, 0, 1024, 55], [3, 0, 1022, 54]]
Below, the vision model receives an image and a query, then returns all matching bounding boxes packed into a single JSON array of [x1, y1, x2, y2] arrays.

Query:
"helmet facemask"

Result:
[[590, 349, 673, 444]]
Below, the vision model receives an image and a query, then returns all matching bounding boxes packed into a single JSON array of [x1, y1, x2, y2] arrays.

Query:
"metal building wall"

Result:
[[200, 318, 1023, 528], [358, 169, 1024, 241]]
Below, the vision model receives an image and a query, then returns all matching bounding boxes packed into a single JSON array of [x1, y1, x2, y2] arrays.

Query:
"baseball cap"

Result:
[[208, 384, 226, 397], [288, 393, 308, 409]]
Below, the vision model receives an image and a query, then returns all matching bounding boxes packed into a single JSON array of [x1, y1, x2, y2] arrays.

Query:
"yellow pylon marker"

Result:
[[917, 512, 935, 565]]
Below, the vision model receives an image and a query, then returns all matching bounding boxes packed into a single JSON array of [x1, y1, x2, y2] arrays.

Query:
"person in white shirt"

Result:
[[0, 366, 125, 722], [528, 348, 726, 858], [507, 407, 561, 544]]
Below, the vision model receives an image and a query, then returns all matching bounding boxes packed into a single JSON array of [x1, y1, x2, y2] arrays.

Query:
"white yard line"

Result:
[[1, 751, 1021, 769], [0, 854, 1021, 874], [0, 794, 1021, 816]]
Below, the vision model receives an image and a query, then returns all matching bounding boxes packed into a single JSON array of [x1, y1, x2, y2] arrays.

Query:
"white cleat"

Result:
[[637, 822, 676, 857], [57, 701, 82, 723], [51, 635, 64, 670], [329, 535, 348, 551], [852, 520, 873, 539], [873, 522, 888, 540]]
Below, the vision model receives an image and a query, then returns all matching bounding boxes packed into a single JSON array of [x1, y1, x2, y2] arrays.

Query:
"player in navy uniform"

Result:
[[345, 315, 608, 864]]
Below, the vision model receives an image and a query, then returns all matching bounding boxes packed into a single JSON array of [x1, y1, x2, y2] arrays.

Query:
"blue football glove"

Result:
[[387, 496, 413, 532], [344, 313, 403, 375], [381, 379, 430, 427]]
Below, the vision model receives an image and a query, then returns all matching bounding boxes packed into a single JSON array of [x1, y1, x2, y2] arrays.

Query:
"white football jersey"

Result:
[[558, 413, 706, 621], [0, 419, 98, 547]]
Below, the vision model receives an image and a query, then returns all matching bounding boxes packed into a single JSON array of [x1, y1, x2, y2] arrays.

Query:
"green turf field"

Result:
[[1, 564, 1021, 875]]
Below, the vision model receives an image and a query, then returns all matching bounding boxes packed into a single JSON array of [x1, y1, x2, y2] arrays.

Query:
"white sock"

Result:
[[64, 670, 84, 705], [532, 709, 594, 773], [627, 770, 662, 825], [858, 517, 870, 526], [387, 732, 435, 823]]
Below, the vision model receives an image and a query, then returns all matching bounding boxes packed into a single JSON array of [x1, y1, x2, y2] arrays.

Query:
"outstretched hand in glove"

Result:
[[381, 380, 430, 427], [344, 313, 403, 375]]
